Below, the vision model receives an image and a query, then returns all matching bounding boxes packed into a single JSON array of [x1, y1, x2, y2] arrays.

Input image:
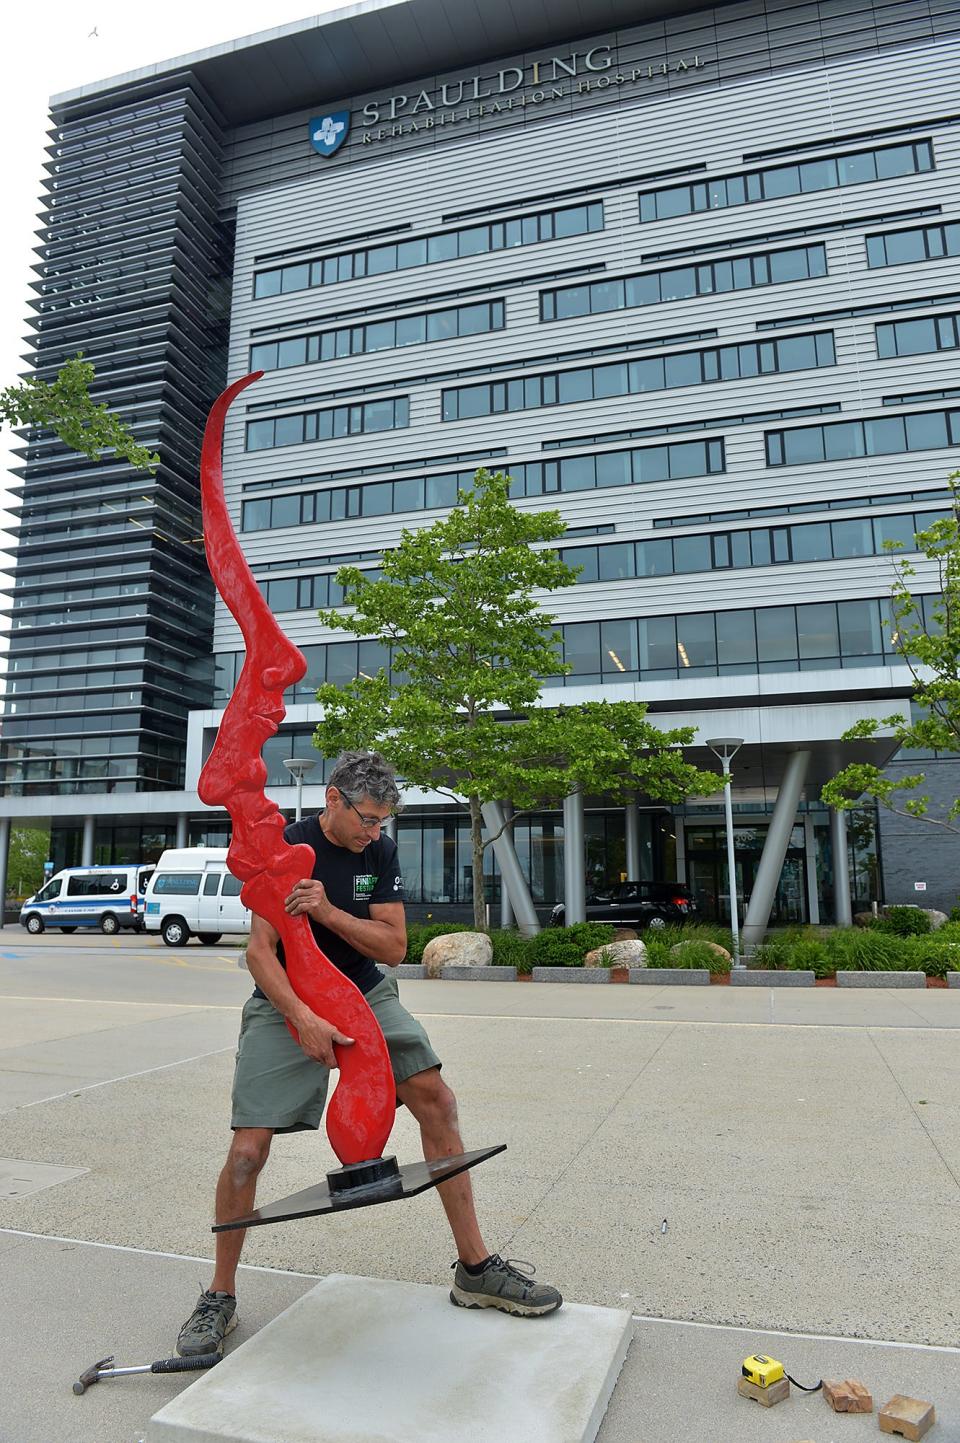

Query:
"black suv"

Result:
[[550, 881, 699, 930]]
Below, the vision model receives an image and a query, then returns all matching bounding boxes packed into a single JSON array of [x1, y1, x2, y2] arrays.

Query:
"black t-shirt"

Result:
[[251, 812, 404, 999]]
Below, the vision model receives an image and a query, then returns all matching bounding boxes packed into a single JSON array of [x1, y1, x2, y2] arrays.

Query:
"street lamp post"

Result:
[[282, 756, 317, 822], [705, 737, 744, 968]]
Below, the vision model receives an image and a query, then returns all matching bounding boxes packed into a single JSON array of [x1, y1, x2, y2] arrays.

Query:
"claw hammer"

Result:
[[73, 1352, 220, 1394]]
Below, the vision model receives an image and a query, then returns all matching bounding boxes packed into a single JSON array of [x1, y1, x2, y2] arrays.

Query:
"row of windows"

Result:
[[544, 403, 840, 450], [559, 506, 943, 584], [239, 439, 724, 533], [12, 580, 149, 609], [249, 300, 505, 372], [550, 597, 930, 684], [653, 486, 949, 530], [876, 311, 960, 358], [638, 141, 934, 222], [541, 244, 827, 321], [252, 202, 604, 299], [442, 333, 836, 421], [245, 398, 409, 453], [640, 205, 940, 265], [866, 221, 960, 269], [766, 406, 960, 466], [755, 288, 960, 331], [242, 448, 505, 493], [213, 594, 933, 703], [256, 504, 942, 616]]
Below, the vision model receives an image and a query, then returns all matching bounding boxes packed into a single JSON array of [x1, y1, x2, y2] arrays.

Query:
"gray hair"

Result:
[[327, 750, 402, 811]]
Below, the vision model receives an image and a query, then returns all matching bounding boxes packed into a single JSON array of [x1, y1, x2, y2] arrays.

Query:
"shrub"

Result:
[[877, 905, 931, 937], [899, 935, 960, 977], [663, 939, 732, 973], [488, 928, 533, 973], [823, 927, 906, 971], [525, 921, 615, 968], [404, 922, 472, 965]]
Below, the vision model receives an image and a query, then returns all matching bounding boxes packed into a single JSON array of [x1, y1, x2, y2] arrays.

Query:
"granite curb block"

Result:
[[532, 965, 611, 983], [730, 969, 815, 986], [394, 964, 426, 979], [440, 965, 516, 981], [629, 968, 711, 985], [836, 970, 926, 987], [949, 972, 960, 988]]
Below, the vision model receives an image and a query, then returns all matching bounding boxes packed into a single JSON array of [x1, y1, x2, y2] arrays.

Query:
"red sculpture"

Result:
[[197, 372, 396, 1165]]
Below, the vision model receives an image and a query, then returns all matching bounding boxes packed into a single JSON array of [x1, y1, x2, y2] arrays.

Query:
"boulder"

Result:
[[670, 940, 731, 964], [923, 908, 949, 930], [584, 938, 649, 969], [853, 911, 875, 929], [612, 927, 639, 942], [854, 905, 948, 931], [422, 932, 492, 977]]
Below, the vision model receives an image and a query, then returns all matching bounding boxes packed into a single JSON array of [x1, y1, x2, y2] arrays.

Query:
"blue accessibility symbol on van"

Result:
[[309, 111, 350, 158]]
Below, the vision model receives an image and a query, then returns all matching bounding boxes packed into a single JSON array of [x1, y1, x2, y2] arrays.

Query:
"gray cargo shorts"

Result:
[[231, 968, 441, 1133]]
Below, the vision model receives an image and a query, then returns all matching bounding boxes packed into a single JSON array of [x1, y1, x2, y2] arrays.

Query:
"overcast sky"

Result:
[[0, 1, 350, 631]]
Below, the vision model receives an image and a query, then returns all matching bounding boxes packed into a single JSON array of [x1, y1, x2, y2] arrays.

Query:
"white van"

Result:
[[20, 864, 155, 935], [143, 848, 251, 946]]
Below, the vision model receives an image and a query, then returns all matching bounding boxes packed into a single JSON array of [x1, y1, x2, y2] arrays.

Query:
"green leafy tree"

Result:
[[6, 827, 50, 899], [1, 355, 157, 470], [313, 469, 719, 928], [823, 473, 960, 830]]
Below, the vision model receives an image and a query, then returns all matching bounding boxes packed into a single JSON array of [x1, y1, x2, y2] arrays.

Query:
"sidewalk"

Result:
[[1, 960, 959, 1441]]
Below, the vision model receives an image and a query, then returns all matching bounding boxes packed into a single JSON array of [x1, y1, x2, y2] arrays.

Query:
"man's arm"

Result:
[[284, 881, 407, 965], [246, 914, 355, 1067]]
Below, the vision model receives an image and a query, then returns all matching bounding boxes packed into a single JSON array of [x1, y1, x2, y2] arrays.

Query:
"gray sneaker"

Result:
[[450, 1255, 562, 1317], [177, 1289, 237, 1356]]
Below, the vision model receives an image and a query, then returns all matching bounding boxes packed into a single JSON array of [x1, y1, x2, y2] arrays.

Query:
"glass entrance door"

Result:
[[685, 823, 807, 925]]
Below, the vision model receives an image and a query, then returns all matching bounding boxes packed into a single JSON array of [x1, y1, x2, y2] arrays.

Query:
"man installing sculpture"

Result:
[[177, 749, 562, 1356]]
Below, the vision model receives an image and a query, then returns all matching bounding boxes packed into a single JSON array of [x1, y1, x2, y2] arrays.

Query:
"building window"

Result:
[[245, 397, 410, 452], [443, 332, 836, 422], [876, 311, 960, 357], [252, 202, 604, 299], [766, 406, 959, 466], [866, 221, 960, 269], [541, 244, 827, 321], [639, 140, 934, 222], [250, 299, 506, 372]]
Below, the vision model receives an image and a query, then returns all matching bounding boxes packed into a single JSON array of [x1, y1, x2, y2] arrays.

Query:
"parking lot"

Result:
[[1, 929, 959, 1442]]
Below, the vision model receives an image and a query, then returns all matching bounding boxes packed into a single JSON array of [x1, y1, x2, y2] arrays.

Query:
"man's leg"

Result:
[[177, 1127, 273, 1355], [396, 1068, 487, 1264], [396, 1067, 561, 1316]]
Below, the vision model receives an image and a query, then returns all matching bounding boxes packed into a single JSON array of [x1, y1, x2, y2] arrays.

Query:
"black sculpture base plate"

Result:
[[213, 1143, 506, 1232]]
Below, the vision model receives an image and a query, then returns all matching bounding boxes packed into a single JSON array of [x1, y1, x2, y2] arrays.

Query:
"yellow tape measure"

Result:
[[742, 1355, 785, 1388]]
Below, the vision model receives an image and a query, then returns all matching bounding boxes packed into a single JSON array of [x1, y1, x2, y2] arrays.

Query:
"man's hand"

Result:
[[293, 1010, 355, 1067], [285, 878, 334, 923]]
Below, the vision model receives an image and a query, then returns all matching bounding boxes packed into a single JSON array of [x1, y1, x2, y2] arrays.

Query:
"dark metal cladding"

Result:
[[1, 76, 231, 800]]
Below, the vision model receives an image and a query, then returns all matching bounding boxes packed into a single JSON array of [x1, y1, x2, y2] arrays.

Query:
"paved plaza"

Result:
[[0, 931, 958, 1441]]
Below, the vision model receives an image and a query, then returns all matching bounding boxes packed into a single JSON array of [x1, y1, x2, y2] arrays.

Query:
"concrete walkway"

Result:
[[0, 938, 958, 1441]]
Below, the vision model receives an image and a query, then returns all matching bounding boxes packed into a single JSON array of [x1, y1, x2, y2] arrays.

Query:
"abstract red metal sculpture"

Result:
[[197, 371, 396, 1166]]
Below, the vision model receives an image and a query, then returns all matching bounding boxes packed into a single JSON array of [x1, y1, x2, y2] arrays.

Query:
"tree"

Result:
[[6, 827, 50, 899], [1, 354, 157, 470], [822, 474, 960, 830], [313, 469, 720, 928]]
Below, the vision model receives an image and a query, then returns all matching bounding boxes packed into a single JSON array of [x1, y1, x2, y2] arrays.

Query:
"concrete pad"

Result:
[[532, 966, 610, 983], [394, 964, 426, 978], [441, 965, 516, 981], [949, 972, 960, 987], [628, 968, 710, 984], [146, 1274, 632, 1443], [730, 970, 815, 986], [837, 971, 927, 987], [0, 1155, 87, 1198]]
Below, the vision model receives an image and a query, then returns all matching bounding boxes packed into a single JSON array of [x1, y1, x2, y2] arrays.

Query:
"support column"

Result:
[[499, 802, 514, 928], [481, 801, 539, 937], [830, 806, 853, 926], [0, 818, 10, 927], [624, 801, 640, 882], [562, 788, 586, 925], [81, 816, 95, 866], [803, 814, 820, 926], [383, 816, 397, 843], [176, 814, 188, 849], [741, 750, 810, 950], [675, 819, 687, 885]]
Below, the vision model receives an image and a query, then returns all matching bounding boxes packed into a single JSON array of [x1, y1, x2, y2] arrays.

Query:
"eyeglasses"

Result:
[[345, 798, 391, 831]]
